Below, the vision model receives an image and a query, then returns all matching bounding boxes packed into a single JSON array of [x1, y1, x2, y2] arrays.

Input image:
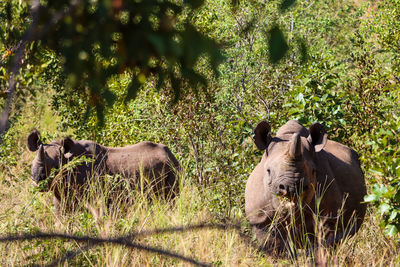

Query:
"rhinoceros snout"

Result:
[[32, 174, 44, 184], [273, 179, 309, 198], [31, 166, 46, 184], [275, 183, 294, 197]]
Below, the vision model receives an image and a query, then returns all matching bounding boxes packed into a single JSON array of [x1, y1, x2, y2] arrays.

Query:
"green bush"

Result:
[[362, 0, 400, 241]]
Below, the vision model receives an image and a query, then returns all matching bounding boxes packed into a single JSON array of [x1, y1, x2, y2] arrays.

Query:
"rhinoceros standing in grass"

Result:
[[27, 130, 180, 211], [245, 120, 366, 254]]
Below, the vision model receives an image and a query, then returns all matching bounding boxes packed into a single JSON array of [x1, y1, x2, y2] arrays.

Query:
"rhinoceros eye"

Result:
[[267, 168, 271, 175]]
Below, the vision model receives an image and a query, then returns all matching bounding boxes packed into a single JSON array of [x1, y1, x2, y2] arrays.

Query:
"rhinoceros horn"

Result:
[[288, 133, 302, 159], [37, 144, 45, 163]]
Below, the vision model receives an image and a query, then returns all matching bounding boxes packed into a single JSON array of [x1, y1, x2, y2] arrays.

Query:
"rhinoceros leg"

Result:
[[164, 171, 179, 200], [253, 222, 291, 256], [53, 196, 61, 213]]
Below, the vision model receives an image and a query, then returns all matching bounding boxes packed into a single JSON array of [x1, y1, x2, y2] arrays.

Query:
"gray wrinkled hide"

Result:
[[27, 130, 180, 211], [245, 120, 366, 253]]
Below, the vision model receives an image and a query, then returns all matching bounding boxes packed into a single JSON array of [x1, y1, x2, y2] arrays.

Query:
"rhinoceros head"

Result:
[[27, 130, 75, 187], [253, 121, 327, 203]]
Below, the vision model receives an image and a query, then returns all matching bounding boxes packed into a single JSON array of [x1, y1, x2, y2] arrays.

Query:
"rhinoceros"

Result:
[[27, 130, 180, 211], [245, 120, 366, 253]]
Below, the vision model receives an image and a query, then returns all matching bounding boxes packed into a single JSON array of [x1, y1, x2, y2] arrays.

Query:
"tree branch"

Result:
[[0, 222, 251, 266], [0, 0, 81, 142]]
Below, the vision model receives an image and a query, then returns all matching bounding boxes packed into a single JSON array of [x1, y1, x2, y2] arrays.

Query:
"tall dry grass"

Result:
[[1, 160, 399, 266]]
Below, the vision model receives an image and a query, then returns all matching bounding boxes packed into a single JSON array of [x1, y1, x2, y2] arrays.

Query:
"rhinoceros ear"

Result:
[[308, 123, 327, 152], [62, 137, 75, 153], [27, 130, 42, 152], [253, 121, 272, 150]]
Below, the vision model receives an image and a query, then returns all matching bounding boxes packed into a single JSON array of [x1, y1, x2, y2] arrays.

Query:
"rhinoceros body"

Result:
[[27, 130, 180, 210], [245, 120, 366, 253]]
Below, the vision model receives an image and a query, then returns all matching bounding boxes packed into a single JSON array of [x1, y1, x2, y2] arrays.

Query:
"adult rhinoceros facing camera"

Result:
[[27, 130, 180, 210], [245, 120, 366, 254]]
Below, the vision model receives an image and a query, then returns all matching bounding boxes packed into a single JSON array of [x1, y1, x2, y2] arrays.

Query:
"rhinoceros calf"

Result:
[[27, 130, 180, 211], [245, 120, 366, 253]]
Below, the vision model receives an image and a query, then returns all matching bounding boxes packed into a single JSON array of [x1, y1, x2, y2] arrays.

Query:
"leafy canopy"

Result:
[[31, 0, 224, 124]]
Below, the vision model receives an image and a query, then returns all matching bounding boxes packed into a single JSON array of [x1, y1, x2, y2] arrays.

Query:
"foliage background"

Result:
[[1, 0, 400, 265]]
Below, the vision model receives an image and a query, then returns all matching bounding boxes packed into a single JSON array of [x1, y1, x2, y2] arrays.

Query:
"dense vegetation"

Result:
[[1, 0, 400, 265]]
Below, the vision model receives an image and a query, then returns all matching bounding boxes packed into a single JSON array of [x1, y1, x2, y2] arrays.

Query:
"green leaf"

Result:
[[147, 35, 166, 55], [170, 75, 181, 104], [385, 224, 398, 237], [364, 194, 379, 203], [229, 0, 240, 13], [267, 25, 288, 64], [125, 76, 141, 102], [369, 167, 384, 176], [96, 103, 105, 127], [396, 165, 400, 177], [379, 203, 391, 215], [389, 210, 398, 222], [372, 184, 388, 196], [184, 0, 204, 9], [102, 89, 116, 106], [280, 0, 296, 12], [297, 38, 308, 63]]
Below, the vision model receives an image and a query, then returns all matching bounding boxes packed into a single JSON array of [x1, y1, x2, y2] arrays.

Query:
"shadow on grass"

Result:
[[0, 222, 253, 267]]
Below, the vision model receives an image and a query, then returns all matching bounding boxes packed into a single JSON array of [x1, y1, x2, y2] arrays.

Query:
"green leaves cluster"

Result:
[[356, 0, 400, 241], [0, 1, 31, 94], [16, 0, 224, 125], [363, 116, 400, 239]]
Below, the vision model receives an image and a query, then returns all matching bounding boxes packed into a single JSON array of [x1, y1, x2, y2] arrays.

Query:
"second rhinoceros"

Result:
[[27, 130, 180, 211]]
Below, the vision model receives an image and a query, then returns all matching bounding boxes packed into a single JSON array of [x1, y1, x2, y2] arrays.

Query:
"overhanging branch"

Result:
[[0, 0, 81, 141]]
